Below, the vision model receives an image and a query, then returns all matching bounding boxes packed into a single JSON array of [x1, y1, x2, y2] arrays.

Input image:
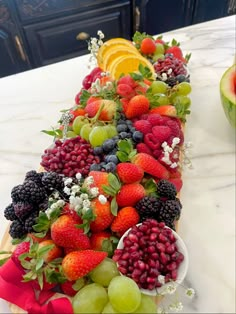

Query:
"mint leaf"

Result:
[[111, 197, 118, 216], [108, 173, 121, 192]]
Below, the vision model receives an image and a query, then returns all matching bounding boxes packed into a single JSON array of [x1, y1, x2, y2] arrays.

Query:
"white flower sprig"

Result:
[[87, 30, 105, 67]]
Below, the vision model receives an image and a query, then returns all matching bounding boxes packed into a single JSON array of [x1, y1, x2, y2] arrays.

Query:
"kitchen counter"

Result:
[[0, 15, 235, 313]]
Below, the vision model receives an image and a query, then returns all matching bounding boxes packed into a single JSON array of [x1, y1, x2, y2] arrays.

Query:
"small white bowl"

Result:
[[116, 223, 189, 296]]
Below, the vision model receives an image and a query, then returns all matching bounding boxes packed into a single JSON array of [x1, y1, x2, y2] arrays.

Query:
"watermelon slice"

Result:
[[220, 64, 236, 127]]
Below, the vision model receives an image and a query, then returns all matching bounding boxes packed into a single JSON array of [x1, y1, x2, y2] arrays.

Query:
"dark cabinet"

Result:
[[0, 0, 134, 78]]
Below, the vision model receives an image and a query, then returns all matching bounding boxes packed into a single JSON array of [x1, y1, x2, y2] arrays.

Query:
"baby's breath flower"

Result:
[[45, 207, 54, 219], [172, 137, 180, 147], [158, 275, 166, 285], [76, 173, 82, 181], [51, 203, 58, 210], [162, 284, 177, 295], [71, 185, 80, 193], [168, 301, 183, 312], [97, 30, 104, 39], [64, 178, 73, 186], [90, 187, 99, 197], [63, 186, 71, 195], [56, 200, 65, 207], [74, 204, 81, 212], [98, 194, 107, 204], [80, 193, 89, 200], [185, 288, 195, 298], [69, 195, 82, 208], [83, 199, 91, 208], [86, 176, 94, 186], [170, 162, 178, 168]]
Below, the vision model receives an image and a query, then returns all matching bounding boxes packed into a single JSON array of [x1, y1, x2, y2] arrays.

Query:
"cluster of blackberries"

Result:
[[4, 171, 65, 239], [91, 114, 142, 173], [136, 179, 181, 230]]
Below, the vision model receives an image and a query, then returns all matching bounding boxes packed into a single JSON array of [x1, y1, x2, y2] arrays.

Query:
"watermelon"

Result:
[[220, 64, 236, 128]]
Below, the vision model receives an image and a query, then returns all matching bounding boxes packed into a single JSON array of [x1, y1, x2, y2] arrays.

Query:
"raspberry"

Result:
[[166, 119, 181, 137], [136, 143, 153, 155], [152, 126, 172, 142], [144, 133, 161, 150], [116, 84, 135, 99], [147, 114, 170, 126], [133, 120, 152, 134], [118, 75, 137, 88]]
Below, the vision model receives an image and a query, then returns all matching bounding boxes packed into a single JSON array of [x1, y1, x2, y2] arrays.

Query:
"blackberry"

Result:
[[38, 198, 49, 212], [135, 196, 161, 221], [9, 220, 26, 239], [13, 202, 34, 220], [24, 211, 39, 233], [157, 180, 177, 200], [42, 172, 64, 193], [11, 185, 22, 203], [16, 180, 47, 204], [24, 170, 43, 186], [4, 203, 17, 221], [158, 199, 182, 228]]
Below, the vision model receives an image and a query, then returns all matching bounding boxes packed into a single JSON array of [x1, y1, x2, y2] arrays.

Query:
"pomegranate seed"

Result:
[[137, 260, 146, 271], [166, 262, 177, 271], [171, 270, 178, 280], [156, 243, 166, 252]]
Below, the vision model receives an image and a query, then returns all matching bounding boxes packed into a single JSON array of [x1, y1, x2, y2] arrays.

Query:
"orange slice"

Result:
[[109, 55, 156, 80], [97, 38, 135, 69], [103, 46, 139, 70]]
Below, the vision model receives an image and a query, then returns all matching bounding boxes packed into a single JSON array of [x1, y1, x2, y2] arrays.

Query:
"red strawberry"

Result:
[[116, 183, 146, 207], [149, 105, 177, 117], [90, 231, 112, 251], [120, 98, 129, 113], [169, 170, 182, 179], [90, 198, 114, 232], [38, 239, 63, 263], [125, 95, 150, 119], [134, 84, 149, 94], [84, 99, 117, 121], [152, 125, 172, 142], [62, 203, 82, 223], [169, 178, 183, 192], [28, 232, 51, 243], [70, 107, 86, 119], [51, 214, 90, 249], [140, 38, 156, 54], [111, 207, 140, 235], [116, 84, 135, 99], [12, 241, 30, 268], [62, 250, 107, 281], [116, 163, 144, 184], [31, 275, 57, 291], [155, 38, 165, 45], [117, 75, 138, 88], [165, 46, 185, 62], [144, 133, 161, 150], [87, 171, 109, 196], [61, 280, 78, 296], [132, 153, 169, 179], [133, 120, 152, 134], [136, 142, 153, 155]]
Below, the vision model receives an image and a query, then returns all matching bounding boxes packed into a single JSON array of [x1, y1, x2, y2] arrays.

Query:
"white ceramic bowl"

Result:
[[117, 223, 189, 296]]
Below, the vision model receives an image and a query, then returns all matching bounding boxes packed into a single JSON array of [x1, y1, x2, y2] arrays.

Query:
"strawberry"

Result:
[[169, 178, 183, 192], [12, 241, 30, 268], [27, 232, 51, 243], [152, 125, 172, 142], [31, 275, 57, 291], [117, 75, 138, 88], [38, 239, 63, 263], [125, 95, 150, 119], [51, 214, 90, 249], [134, 84, 149, 94], [90, 198, 114, 232], [116, 162, 144, 184], [116, 183, 146, 207], [111, 206, 140, 235], [116, 84, 135, 99], [62, 250, 107, 281], [62, 203, 82, 223], [87, 171, 109, 196], [165, 46, 185, 62], [70, 106, 86, 119], [120, 98, 129, 113], [90, 231, 112, 251], [140, 38, 156, 54], [131, 153, 170, 179], [60, 280, 77, 296], [149, 105, 177, 117], [136, 142, 153, 155], [155, 38, 166, 45], [84, 99, 117, 121]]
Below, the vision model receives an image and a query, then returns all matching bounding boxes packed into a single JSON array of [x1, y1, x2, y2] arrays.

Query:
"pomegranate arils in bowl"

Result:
[[41, 136, 100, 177], [114, 219, 189, 296]]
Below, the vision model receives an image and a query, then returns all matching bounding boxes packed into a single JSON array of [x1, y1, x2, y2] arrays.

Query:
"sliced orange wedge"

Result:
[[103, 46, 139, 70]]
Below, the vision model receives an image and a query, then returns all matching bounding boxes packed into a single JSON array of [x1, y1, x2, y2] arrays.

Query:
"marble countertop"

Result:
[[0, 15, 235, 313]]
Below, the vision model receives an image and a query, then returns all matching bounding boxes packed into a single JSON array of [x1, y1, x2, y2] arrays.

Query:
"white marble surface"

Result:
[[0, 15, 235, 313]]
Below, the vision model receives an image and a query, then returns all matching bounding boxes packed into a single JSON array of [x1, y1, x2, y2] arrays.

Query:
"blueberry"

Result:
[[176, 74, 187, 83], [93, 146, 103, 155], [105, 155, 119, 164], [132, 131, 143, 142], [128, 126, 136, 133], [104, 162, 116, 173], [125, 120, 133, 126], [119, 132, 129, 139], [90, 163, 101, 171], [117, 124, 128, 133], [102, 139, 116, 153]]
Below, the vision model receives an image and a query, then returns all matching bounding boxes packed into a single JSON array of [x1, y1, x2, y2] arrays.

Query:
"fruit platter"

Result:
[[0, 31, 195, 313]]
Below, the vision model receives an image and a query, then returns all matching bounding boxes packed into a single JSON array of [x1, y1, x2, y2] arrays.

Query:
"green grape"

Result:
[[72, 116, 89, 135], [176, 82, 192, 96], [155, 93, 170, 105], [72, 283, 108, 313], [89, 126, 109, 147], [133, 294, 157, 313], [90, 258, 120, 287], [151, 81, 168, 94], [102, 302, 119, 314], [80, 123, 92, 141], [108, 276, 141, 313], [152, 53, 164, 62], [66, 131, 77, 138], [174, 95, 191, 107], [104, 125, 117, 138], [154, 43, 165, 55]]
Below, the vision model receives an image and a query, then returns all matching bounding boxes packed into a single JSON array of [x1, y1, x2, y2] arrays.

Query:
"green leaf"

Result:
[[37, 271, 44, 290], [184, 53, 191, 63], [138, 64, 153, 79], [45, 267, 66, 284], [11, 237, 27, 245], [81, 208, 95, 221], [110, 236, 119, 244], [116, 151, 129, 162], [33, 212, 51, 232], [37, 244, 54, 258], [23, 270, 37, 282], [101, 239, 113, 257], [117, 139, 132, 154], [102, 185, 117, 196], [0, 257, 10, 266], [171, 38, 180, 47], [108, 173, 121, 192], [111, 197, 118, 216], [80, 89, 92, 108], [20, 260, 33, 270], [128, 149, 137, 160], [36, 258, 44, 271], [144, 178, 158, 195], [130, 72, 143, 81], [0, 250, 12, 255], [31, 231, 47, 239], [132, 31, 153, 48]]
